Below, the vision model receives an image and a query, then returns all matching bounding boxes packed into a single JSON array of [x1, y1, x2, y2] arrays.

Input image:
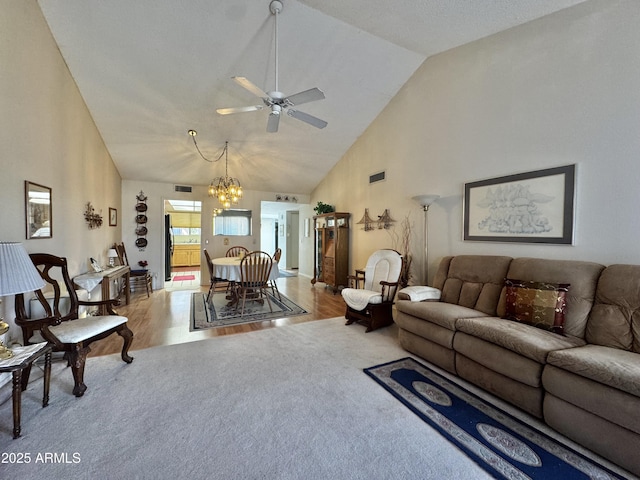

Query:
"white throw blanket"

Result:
[[397, 286, 441, 302]]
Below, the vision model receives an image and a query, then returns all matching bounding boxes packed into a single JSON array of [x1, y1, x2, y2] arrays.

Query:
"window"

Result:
[[214, 209, 252, 236]]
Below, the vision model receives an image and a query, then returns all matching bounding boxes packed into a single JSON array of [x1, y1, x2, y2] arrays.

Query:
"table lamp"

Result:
[[107, 248, 118, 267], [0, 242, 46, 359]]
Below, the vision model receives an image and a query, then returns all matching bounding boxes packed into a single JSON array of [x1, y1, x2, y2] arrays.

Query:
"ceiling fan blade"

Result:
[[266, 111, 280, 133], [287, 109, 327, 129], [284, 87, 325, 106], [216, 105, 263, 115], [232, 76, 269, 98]]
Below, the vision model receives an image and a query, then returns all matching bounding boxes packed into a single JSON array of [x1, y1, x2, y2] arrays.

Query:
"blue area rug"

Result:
[[365, 357, 628, 479]]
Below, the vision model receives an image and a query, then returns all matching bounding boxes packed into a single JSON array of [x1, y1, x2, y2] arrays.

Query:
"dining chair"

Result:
[[236, 251, 273, 315], [203, 248, 228, 301], [15, 253, 134, 396], [270, 248, 282, 300], [226, 246, 249, 258], [115, 242, 152, 297]]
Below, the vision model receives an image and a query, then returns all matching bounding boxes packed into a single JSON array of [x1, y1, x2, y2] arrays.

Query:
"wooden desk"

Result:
[[74, 266, 130, 314], [0, 343, 51, 438]]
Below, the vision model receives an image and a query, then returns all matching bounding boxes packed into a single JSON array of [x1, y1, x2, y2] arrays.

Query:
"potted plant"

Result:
[[314, 202, 334, 215]]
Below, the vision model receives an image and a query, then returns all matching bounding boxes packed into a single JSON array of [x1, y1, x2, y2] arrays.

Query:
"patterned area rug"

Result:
[[365, 357, 627, 480], [191, 291, 308, 330]]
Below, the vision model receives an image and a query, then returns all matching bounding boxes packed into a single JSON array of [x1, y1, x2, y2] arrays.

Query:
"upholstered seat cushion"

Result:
[[547, 344, 640, 397], [48, 315, 128, 343], [342, 288, 382, 311], [456, 317, 585, 364], [396, 300, 490, 331]]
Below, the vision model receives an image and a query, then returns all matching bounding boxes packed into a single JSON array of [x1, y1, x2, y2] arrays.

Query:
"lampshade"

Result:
[[412, 194, 440, 208], [0, 242, 45, 296], [107, 249, 118, 258]]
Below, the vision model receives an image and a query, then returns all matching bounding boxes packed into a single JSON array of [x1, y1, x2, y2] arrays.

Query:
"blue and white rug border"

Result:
[[365, 357, 628, 480]]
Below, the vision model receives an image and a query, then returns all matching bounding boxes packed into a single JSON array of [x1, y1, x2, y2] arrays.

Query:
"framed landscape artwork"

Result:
[[463, 165, 575, 244], [25, 181, 52, 239]]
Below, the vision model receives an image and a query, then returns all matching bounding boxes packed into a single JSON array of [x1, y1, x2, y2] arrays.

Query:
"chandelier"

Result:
[[188, 131, 243, 211]]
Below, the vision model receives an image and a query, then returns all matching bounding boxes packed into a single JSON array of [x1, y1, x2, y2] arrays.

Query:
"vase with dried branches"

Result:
[[388, 214, 413, 289]]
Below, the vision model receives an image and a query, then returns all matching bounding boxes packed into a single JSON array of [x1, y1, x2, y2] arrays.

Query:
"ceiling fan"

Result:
[[216, 0, 327, 133]]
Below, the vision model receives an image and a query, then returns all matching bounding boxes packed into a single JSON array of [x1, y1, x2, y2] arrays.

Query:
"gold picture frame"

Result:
[[25, 181, 52, 239]]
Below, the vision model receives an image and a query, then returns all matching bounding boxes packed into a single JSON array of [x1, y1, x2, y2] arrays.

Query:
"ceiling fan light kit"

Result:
[[216, 0, 327, 133]]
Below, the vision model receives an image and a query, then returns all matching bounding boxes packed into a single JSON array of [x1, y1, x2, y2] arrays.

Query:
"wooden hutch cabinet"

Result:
[[311, 212, 350, 292]]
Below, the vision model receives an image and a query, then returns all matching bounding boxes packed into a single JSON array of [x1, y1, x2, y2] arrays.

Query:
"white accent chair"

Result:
[[341, 249, 403, 332]]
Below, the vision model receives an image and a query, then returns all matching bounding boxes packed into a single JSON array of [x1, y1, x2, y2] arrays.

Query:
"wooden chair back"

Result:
[[273, 248, 282, 263], [203, 248, 215, 281], [239, 251, 273, 287], [226, 246, 249, 257], [114, 242, 128, 266]]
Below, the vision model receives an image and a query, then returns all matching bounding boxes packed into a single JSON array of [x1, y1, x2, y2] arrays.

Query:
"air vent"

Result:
[[369, 171, 386, 184], [174, 185, 193, 193]]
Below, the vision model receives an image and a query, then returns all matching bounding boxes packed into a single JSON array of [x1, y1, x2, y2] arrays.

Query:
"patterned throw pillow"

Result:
[[503, 279, 570, 334]]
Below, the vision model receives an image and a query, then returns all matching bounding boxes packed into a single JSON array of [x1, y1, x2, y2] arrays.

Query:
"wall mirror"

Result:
[[25, 181, 52, 239]]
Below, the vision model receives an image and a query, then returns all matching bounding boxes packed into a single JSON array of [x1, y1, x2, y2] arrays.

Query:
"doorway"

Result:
[[163, 199, 202, 290]]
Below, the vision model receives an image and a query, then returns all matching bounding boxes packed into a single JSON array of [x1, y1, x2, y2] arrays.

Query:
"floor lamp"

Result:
[[412, 195, 440, 285]]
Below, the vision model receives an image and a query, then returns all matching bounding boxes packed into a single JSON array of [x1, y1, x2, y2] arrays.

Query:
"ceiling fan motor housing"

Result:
[[270, 1, 283, 15]]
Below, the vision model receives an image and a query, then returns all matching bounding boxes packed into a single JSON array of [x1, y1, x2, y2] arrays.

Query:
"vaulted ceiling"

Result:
[[37, 0, 587, 194]]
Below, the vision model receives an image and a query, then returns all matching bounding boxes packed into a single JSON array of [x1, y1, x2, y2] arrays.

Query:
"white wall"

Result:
[[311, 0, 640, 285], [0, 1, 123, 345]]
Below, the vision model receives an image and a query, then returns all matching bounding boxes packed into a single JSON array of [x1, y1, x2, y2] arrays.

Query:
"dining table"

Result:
[[210, 256, 280, 283]]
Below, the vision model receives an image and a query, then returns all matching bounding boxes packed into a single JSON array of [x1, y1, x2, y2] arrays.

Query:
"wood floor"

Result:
[[89, 274, 348, 357]]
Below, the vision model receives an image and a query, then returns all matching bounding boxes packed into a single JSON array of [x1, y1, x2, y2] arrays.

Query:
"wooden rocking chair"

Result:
[[341, 249, 403, 332]]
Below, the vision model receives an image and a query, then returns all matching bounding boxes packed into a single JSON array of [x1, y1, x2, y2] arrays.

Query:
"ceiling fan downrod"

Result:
[[270, 0, 283, 94]]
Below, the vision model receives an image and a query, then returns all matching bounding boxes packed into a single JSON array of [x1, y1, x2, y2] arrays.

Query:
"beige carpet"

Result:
[[0, 318, 631, 479]]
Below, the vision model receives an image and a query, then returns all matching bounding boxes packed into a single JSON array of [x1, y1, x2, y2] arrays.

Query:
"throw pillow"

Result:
[[503, 279, 570, 334]]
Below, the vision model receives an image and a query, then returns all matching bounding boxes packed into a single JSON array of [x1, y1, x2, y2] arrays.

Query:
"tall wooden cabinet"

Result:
[[311, 212, 350, 292]]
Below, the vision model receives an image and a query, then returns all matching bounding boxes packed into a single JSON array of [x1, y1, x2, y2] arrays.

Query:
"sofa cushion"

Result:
[[456, 317, 585, 364], [396, 300, 490, 331], [547, 344, 640, 397], [433, 255, 512, 316], [543, 365, 640, 435], [586, 264, 640, 353], [503, 279, 569, 334], [501, 258, 604, 339]]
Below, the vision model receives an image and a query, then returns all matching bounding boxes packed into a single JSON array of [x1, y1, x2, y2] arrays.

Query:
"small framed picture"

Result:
[[109, 207, 117, 226]]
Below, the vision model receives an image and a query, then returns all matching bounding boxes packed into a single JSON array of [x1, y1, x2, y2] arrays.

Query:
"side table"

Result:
[[0, 343, 52, 438]]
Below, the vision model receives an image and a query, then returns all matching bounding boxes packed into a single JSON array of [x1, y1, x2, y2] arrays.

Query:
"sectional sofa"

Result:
[[395, 255, 640, 476]]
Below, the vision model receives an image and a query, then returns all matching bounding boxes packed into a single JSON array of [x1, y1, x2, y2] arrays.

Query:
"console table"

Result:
[[0, 342, 51, 438], [74, 265, 130, 314]]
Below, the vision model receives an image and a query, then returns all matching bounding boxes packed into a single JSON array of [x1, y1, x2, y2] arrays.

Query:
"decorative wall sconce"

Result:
[[377, 209, 395, 229], [84, 202, 103, 229], [356, 208, 375, 231]]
